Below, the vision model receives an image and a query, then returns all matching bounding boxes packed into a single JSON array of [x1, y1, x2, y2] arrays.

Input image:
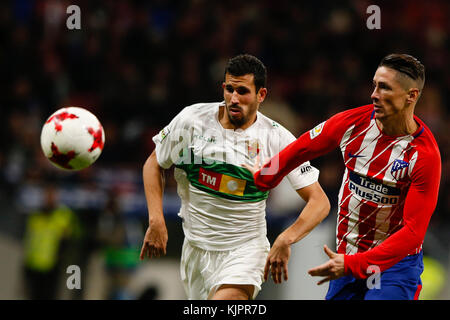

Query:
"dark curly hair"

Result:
[[224, 54, 267, 92]]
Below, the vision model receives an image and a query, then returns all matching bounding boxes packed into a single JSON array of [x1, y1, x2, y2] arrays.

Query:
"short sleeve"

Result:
[[152, 107, 192, 169]]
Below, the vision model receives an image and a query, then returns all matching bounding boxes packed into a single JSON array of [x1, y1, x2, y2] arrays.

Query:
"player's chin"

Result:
[[373, 109, 386, 119], [230, 113, 243, 122], [229, 114, 246, 127]]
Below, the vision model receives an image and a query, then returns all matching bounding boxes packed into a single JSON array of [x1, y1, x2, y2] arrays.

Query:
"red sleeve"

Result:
[[345, 148, 441, 279], [254, 107, 365, 191]]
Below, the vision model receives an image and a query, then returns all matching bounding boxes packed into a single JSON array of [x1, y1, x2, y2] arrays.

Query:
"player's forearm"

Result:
[[255, 135, 311, 191], [255, 129, 338, 192], [344, 224, 424, 279], [143, 151, 166, 224], [280, 194, 330, 245]]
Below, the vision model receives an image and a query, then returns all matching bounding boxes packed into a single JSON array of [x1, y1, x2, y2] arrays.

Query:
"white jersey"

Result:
[[153, 102, 319, 250]]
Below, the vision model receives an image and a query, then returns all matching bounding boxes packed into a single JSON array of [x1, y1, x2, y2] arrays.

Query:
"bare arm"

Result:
[[140, 150, 168, 259], [265, 181, 330, 283]]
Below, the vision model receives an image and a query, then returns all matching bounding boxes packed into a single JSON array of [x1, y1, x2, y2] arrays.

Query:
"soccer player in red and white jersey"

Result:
[[244, 54, 441, 299]]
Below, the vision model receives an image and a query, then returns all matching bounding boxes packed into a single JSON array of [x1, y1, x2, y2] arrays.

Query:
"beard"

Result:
[[225, 102, 255, 128], [227, 106, 246, 127]]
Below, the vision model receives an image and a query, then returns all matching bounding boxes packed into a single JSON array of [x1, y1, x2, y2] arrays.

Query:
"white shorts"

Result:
[[180, 237, 270, 300]]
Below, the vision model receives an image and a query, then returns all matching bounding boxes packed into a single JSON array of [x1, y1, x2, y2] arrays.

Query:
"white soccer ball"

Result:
[[40, 107, 105, 171]]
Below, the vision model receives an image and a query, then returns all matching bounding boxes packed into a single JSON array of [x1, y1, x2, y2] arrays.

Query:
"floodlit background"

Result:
[[0, 0, 449, 300]]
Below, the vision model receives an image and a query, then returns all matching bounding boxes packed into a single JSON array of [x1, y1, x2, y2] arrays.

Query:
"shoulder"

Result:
[[409, 117, 441, 181], [312, 104, 374, 140], [412, 117, 441, 164], [330, 104, 374, 123], [256, 112, 299, 145], [171, 102, 222, 126], [256, 111, 293, 135], [180, 102, 222, 117]]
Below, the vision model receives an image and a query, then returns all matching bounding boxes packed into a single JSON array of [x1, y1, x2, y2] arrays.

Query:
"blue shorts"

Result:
[[326, 251, 424, 300]]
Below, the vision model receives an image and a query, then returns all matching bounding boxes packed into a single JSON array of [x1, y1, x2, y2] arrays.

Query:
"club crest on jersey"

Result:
[[310, 121, 325, 139], [246, 139, 260, 159], [160, 127, 170, 141], [391, 159, 409, 180]]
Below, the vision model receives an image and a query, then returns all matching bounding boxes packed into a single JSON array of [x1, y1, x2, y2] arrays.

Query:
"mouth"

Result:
[[228, 105, 243, 117], [373, 104, 383, 112]]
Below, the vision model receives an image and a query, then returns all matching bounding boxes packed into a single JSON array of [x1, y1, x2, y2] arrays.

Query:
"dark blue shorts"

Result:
[[326, 251, 424, 300]]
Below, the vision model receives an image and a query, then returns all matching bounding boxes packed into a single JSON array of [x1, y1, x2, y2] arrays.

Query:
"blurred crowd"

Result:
[[0, 0, 449, 299]]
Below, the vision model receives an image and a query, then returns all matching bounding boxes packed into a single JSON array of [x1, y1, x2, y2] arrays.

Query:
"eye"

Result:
[[236, 87, 250, 95], [225, 85, 234, 93], [379, 83, 390, 90]]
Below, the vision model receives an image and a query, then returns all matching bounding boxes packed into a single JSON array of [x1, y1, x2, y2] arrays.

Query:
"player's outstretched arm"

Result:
[[140, 150, 168, 259], [264, 182, 330, 284]]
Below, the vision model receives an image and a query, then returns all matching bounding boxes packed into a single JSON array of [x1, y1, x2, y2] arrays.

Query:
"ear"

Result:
[[407, 88, 420, 104], [257, 87, 267, 103]]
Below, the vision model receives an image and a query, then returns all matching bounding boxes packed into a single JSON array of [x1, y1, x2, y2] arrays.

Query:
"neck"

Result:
[[376, 112, 418, 136]]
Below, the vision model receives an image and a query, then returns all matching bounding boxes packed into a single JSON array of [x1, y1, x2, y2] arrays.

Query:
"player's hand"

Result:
[[264, 235, 291, 284], [140, 219, 168, 259], [307, 245, 345, 285]]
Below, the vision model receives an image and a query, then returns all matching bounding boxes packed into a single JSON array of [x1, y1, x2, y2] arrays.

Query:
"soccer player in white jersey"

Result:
[[140, 54, 330, 300]]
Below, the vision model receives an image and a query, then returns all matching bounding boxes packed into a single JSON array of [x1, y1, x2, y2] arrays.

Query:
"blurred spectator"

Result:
[[97, 189, 136, 299], [22, 184, 81, 299]]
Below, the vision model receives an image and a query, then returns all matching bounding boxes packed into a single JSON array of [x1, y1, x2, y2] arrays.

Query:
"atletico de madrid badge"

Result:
[[391, 159, 409, 180]]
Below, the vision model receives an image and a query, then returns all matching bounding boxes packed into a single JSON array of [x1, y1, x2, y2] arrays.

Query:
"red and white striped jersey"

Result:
[[336, 106, 424, 255], [254, 104, 441, 278]]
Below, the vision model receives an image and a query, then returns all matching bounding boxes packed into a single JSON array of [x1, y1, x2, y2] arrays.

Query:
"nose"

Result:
[[371, 87, 379, 102], [230, 91, 239, 104]]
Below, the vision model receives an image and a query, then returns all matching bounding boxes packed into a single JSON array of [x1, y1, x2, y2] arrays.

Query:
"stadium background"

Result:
[[0, 0, 449, 299]]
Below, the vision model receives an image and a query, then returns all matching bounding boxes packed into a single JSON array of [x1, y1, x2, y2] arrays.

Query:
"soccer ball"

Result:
[[40, 107, 105, 171]]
